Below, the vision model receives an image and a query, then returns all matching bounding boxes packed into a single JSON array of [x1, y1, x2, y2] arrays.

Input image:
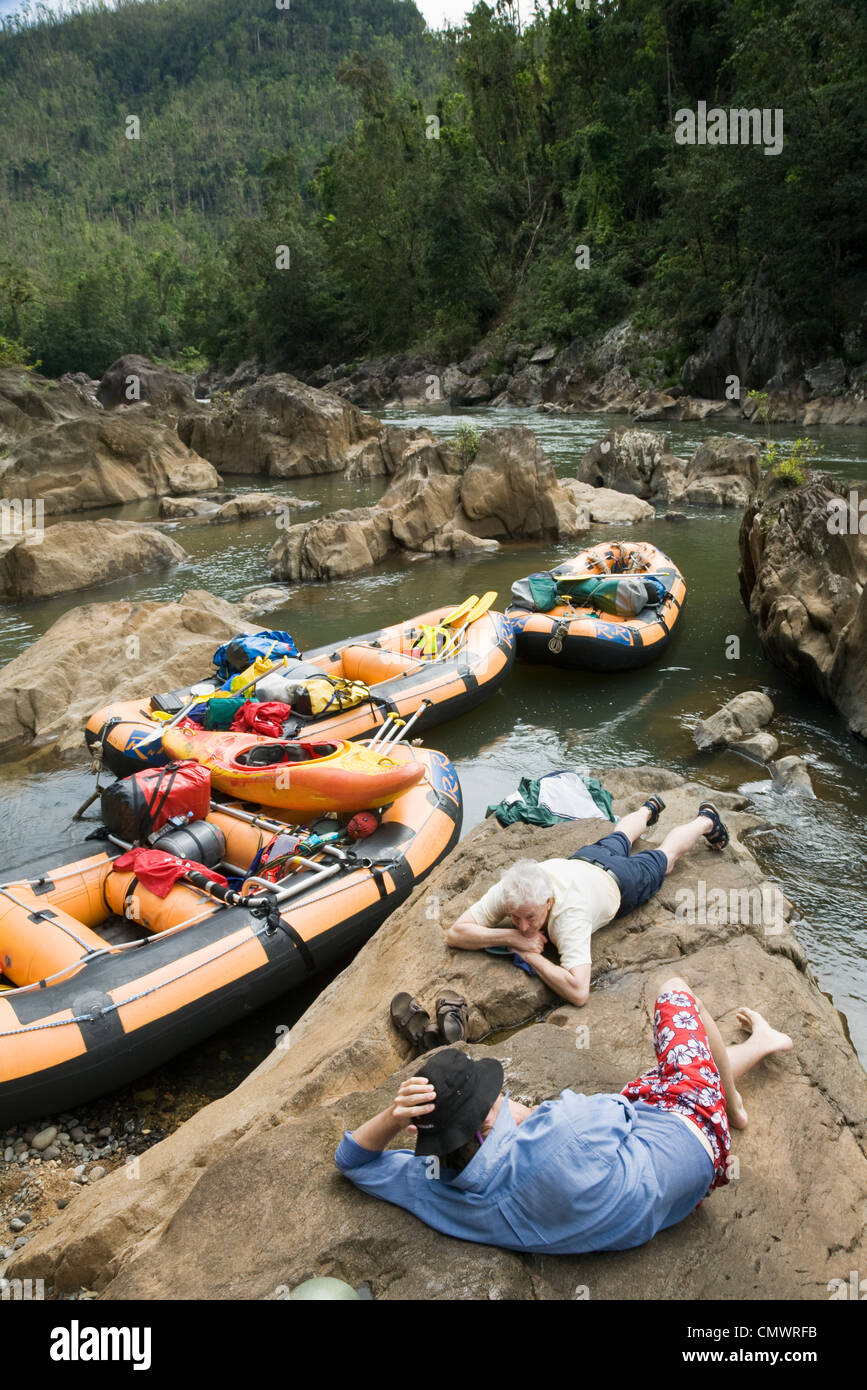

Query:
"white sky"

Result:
[[417, 0, 538, 25], [0, 0, 540, 26]]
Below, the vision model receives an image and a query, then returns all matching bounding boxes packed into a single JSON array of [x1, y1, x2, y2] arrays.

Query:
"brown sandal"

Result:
[[390, 993, 433, 1051], [436, 991, 468, 1045]]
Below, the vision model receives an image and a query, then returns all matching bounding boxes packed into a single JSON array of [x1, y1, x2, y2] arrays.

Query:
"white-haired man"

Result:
[[445, 796, 730, 1006]]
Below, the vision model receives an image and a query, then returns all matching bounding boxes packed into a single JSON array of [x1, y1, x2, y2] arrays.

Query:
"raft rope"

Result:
[[0, 880, 337, 1037], [0, 921, 281, 1038]]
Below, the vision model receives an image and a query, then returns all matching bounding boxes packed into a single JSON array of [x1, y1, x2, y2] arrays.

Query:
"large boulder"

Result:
[[577, 429, 687, 503], [459, 427, 572, 538], [270, 506, 395, 582], [177, 374, 402, 479], [739, 471, 867, 741], [0, 520, 187, 602], [97, 355, 197, 413], [0, 414, 220, 515], [0, 368, 94, 447], [0, 589, 255, 758], [6, 769, 865, 1300], [682, 437, 762, 509], [578, 429, 762, 509], [269, 426, 587, 580]]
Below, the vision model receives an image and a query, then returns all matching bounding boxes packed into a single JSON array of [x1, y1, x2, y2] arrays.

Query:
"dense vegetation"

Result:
[[0, 0, 864, 380]]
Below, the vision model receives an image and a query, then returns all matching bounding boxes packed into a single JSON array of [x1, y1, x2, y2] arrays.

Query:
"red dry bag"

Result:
[[101, 761, 212, 843]]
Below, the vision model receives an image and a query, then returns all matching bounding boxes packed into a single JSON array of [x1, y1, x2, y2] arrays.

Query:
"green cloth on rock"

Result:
[[486, 773, 614, 827]]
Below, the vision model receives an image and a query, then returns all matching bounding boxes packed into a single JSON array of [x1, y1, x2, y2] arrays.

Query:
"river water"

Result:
[[1, 405, 865, 1086]]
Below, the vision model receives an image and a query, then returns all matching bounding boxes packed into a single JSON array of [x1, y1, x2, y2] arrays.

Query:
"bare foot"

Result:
[[736, 1007, 793, 1056], [728, 1087, 749, 1130]]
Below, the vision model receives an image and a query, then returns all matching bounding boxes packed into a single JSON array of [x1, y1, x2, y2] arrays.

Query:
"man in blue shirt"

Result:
[[335, 975, 793, 1254]]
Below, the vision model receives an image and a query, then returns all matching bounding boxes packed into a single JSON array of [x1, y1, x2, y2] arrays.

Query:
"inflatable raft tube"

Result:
[[161, 725, 427, 814], [507, 541, 686, 672], [0, 745, 461, 1124], [86, 604, 515, 778]]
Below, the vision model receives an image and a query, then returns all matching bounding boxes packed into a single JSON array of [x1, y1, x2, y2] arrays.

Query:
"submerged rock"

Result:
[[211, 492, 316, 524], [159, 496, 221, 519], [560, 479, 655, 525], [739, 470, 867, 741], [237, 586, 294, 618], [0, 521, 187, 602], [694, 691, 775, 751], [770, 755, 816, 797], [7, 769, 865, 1301], [730, 731, 780, 764]]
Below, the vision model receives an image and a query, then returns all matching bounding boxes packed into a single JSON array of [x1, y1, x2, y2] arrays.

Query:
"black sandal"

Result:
[[642, 795, 666, 827], [390, 993, 433, 1051], [698, 801, 729, 850], [436, 991, 468, 1045]]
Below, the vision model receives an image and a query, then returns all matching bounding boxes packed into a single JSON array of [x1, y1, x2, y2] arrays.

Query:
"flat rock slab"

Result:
[[8, 769, 865, 1300], [0, 588, 256, 758]]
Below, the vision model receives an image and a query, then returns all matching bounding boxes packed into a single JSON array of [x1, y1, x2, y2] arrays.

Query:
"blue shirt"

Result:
[[335, 1091, 713, 1254]]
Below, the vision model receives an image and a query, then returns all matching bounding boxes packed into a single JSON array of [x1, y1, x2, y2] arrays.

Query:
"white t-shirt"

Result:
[[469, 858, 621, 972]]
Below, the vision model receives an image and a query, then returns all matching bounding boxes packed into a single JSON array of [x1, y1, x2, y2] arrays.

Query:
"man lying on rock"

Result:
[[445, 795, 729, 1006], [335, 979, 792, 1255]]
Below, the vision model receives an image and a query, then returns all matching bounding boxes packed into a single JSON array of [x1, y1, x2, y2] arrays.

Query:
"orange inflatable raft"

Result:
[[161, 724, 427, 813], [507, 541, 686, 671], [86, 602, 515, 778], [0, 745, 461, 1124]]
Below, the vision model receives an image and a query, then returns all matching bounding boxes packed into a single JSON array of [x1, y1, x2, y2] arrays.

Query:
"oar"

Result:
[[136, 654, 289, 751], [436, 591, 497, 662], [374, 699, 433, 752]]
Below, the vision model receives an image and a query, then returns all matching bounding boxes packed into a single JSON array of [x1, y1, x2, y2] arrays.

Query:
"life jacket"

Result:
[[409, 623, 450, 657]]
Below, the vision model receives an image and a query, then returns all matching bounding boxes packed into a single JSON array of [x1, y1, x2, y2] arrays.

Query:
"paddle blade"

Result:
[[442, 594, 479, 626], [464, 590, 498, 624]]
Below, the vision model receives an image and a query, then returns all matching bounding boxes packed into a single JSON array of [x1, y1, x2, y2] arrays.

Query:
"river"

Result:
[[1, 405, 865, 1100]]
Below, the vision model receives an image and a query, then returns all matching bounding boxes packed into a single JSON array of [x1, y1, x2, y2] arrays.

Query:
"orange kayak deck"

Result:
[[161, 723, 427, 813]]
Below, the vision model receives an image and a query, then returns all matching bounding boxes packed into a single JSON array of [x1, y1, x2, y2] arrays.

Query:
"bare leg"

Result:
[[660, 977, 792, 1130], [657, 815, 713, 874], [613, 805, 653, 847]]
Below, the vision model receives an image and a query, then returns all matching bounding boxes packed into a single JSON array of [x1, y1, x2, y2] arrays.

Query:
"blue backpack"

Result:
[[213, 630, 299, 681]]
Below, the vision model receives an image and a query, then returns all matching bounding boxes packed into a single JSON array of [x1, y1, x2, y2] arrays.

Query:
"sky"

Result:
[[0, 0, 541, 25]]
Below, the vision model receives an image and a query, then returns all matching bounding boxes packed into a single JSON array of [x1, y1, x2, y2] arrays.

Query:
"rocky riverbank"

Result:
[[279, 317, 866, 429], [739, 470, 867, 742], [5, 767, 865, 1301]]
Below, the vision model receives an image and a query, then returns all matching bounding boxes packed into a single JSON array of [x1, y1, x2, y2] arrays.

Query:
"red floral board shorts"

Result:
[[621, 988, 732, 1190]]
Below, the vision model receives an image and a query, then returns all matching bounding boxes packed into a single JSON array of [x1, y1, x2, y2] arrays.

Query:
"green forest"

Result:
[[0, 0, 864, 381]]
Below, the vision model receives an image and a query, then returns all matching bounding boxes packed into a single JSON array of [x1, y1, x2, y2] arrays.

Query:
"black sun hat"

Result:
[[413, 1048, 504, 1157]]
